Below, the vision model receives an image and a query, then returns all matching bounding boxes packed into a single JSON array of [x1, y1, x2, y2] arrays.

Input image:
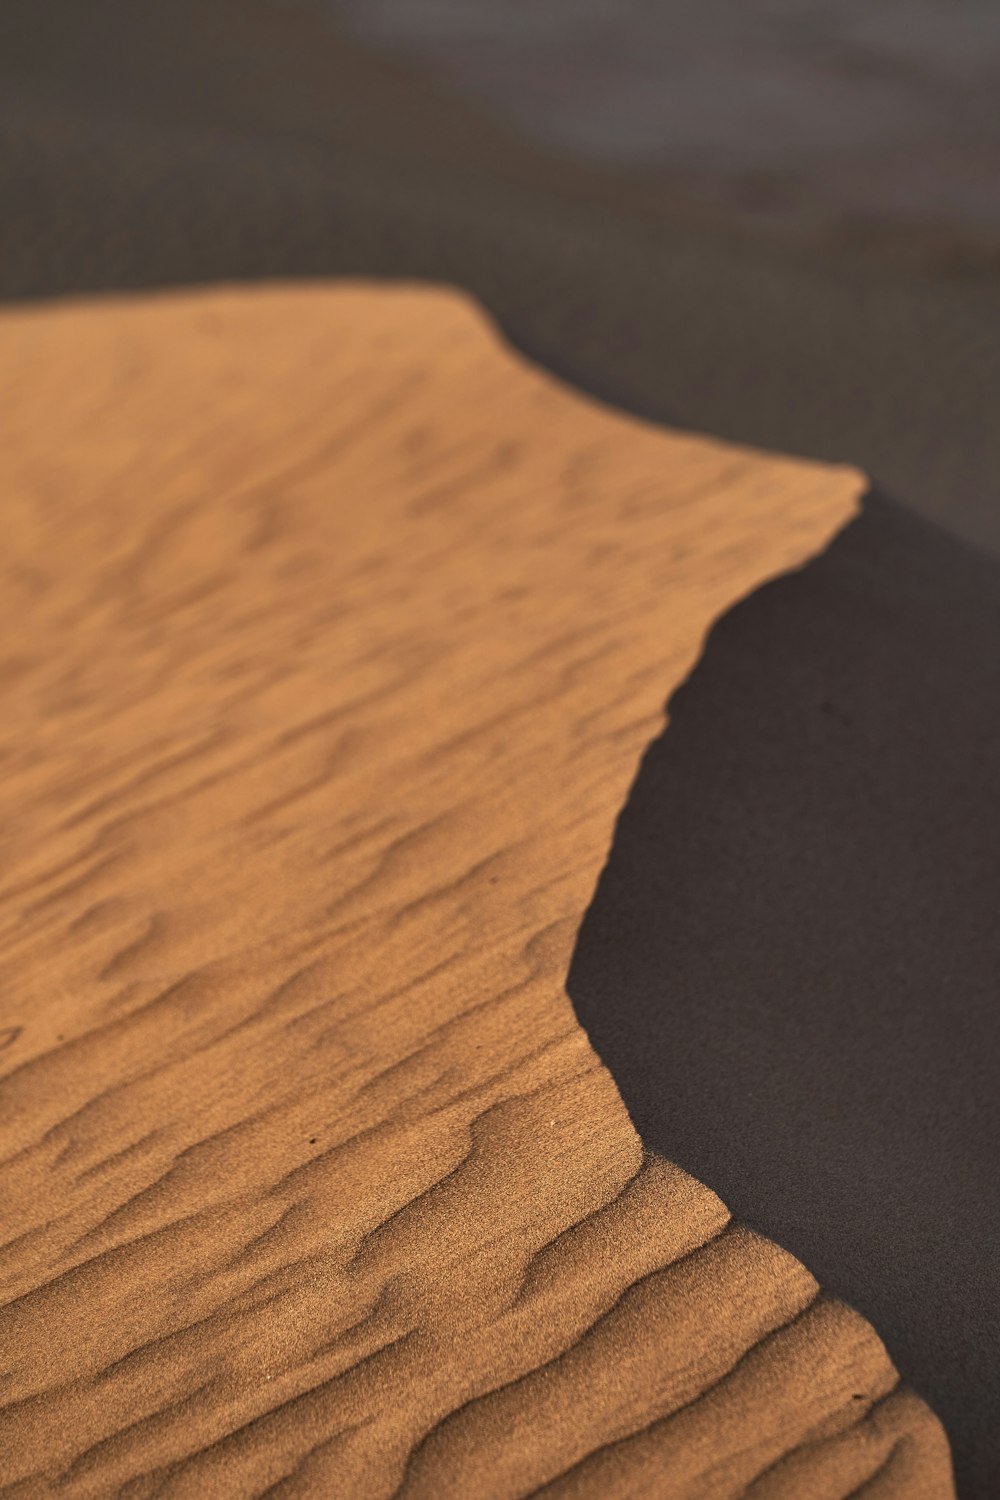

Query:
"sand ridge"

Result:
[[0, 283, 952, 1496]]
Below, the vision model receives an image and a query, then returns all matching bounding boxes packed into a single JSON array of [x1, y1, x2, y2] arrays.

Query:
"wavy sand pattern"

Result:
[[0, 284, 953, 1496]]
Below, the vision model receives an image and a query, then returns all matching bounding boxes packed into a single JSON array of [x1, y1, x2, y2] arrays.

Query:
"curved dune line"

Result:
[[0, 283, 951, 1497]]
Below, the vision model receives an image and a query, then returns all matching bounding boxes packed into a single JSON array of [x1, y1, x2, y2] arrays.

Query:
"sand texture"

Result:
[[0, 284, 953, 1497]]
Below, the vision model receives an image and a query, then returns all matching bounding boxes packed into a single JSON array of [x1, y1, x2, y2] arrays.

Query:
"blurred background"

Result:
[[335, 0, 1000, 243], [2, 0, 999, 547]]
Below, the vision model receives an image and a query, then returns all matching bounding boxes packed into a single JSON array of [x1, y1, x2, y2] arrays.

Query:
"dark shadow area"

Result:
[[2, 0, 1000, 553], [568, 489, 1000, 1497]]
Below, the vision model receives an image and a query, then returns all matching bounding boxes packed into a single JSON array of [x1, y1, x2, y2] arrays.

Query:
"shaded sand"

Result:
[[570, 491, 1000, 1497], [0, 284, 952, 1496], [2, 0, 1000, 554]]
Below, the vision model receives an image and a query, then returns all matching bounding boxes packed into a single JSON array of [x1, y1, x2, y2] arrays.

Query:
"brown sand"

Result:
[[0, 284, 953, 1497]]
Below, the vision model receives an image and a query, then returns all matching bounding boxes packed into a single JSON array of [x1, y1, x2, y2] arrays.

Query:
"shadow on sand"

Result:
[[568, 490, 1000, 1498]]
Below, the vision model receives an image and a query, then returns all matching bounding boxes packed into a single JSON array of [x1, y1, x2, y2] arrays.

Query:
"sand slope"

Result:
[[570, 490, 1000, 1497], [0, 284, 952, 1496]]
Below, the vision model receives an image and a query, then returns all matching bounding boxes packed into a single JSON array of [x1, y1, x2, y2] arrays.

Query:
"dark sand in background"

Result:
[[331, 0, 1000, 240], [570, 490, 1000, 1499], [1, 0, 999, 551]]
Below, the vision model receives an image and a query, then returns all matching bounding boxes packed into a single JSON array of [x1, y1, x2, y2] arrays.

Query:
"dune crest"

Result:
[[0, 283, 950, 1496]]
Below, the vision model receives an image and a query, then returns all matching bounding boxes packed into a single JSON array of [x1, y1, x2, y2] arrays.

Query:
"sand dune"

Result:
[[0, 284, 952, 1496]]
